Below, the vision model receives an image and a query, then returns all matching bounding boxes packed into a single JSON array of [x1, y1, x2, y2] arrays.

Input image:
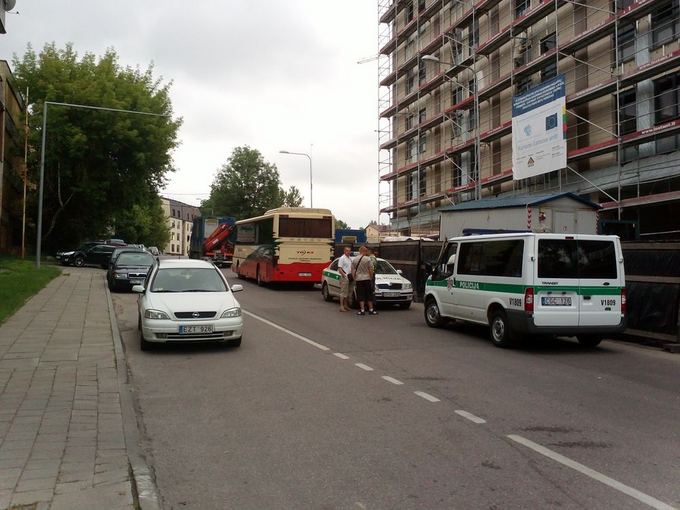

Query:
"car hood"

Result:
[[147, 291, 239, 315], [375, 274, 410, 286]]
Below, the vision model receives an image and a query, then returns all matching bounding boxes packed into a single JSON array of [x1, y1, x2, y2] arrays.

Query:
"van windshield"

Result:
[[538, 239, 617, 279]]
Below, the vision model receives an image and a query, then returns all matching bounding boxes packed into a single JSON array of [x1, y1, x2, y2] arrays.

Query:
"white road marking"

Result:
[[508, 435, 677, 510], [382, 376, 404, 385], [243, 310, 330, 351], [333, 353, 350, 360], [414, 391, 440, 402], [455, 410, 486, 424], [355, 363, 374, 371]]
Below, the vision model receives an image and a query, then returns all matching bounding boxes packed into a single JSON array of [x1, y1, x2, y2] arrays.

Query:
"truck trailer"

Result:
[[189, 216, 236, 267]]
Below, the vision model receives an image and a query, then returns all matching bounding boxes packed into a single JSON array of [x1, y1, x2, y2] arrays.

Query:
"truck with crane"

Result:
[[189, 216, 236, 267]]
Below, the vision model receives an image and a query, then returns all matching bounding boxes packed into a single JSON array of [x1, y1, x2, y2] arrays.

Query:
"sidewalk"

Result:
[[0, 268, 141, 510]]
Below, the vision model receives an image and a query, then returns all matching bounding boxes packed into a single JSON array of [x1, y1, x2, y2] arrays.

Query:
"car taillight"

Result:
[[621, 288, 627, 314], [524, 287, 534, 313]]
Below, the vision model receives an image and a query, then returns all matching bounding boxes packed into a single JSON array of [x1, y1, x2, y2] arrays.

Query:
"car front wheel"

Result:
[[74, 256, 84, 267], [322, 283, 333, 302]]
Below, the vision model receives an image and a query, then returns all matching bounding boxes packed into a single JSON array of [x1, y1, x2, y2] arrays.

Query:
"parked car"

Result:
[[321, 257, 413, 309], [56, 242, 98, 265], [423, 233, 626, 348], [107, 238, 126, 246], [148, 246, 160, 256], [134, 259, 244, 350], [61, 244, 117, 268], [108, 246, 145, 272], [107, 250, 156, 292]]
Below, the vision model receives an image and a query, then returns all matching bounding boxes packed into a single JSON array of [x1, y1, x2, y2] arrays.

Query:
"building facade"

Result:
[[378, 0, 680, 238], [160, 197, 200, 256], [0, 60, 26, 254]]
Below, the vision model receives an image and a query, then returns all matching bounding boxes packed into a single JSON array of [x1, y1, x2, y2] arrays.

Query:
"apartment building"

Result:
[[377, 0, 680, 238], [0, 60, 26, 253], [160, 197, 200, 256]]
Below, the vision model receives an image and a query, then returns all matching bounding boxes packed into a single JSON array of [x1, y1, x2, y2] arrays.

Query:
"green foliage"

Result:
[[202, 146, 304, 219], [112, 194, 170, 248], [335, 219, 350, 230], [13, 43, 181, 252], [0, 256, 61, 324]]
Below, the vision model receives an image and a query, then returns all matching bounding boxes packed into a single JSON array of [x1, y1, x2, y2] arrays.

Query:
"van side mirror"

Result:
[[132, 285, 145, 293]]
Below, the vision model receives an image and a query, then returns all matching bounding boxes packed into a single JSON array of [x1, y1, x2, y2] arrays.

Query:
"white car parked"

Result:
[[321, 257, 413, 309], [134, 259, 244, 350]]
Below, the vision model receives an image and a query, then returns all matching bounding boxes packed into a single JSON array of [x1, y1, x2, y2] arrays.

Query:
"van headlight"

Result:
[[144, 309, 169, 320], [221, 307, 242, 318]]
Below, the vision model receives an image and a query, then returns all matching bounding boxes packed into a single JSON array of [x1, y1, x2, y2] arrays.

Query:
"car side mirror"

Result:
[[231, 284, 244, 293], [396, 269, 403, 275], [131, 285, 145, 293]]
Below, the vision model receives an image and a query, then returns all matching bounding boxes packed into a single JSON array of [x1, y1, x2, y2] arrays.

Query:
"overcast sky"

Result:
[[2, 1, 379, 228]]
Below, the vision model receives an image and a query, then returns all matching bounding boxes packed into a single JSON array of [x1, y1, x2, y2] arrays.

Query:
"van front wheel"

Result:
[[424, 298, 444, 328], [489, 310, 514, 348]]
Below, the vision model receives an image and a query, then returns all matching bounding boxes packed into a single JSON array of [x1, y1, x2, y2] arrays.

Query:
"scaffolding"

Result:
[[377, 0, 680, 234]]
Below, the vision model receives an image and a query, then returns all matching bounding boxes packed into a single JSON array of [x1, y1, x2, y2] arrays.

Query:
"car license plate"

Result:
[[130, 279, 143, 285], [541, 296, 572, 306], [298, 272, 312, 277], [179, 325, 214, 335], [384, 291, 400, 297]]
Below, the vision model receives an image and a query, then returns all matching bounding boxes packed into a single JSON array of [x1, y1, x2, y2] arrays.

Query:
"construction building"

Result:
[[377, 0, 680, 239], [160, 197, 200, 256]]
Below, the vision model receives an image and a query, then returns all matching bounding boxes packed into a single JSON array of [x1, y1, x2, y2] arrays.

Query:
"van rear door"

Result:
[[577, 238, 622, 327], [535, 238, 579, 326]]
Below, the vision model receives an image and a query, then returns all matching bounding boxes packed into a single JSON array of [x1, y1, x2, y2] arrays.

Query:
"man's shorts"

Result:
[[356, 279, 373, 302], [340, 277, 352, 298]]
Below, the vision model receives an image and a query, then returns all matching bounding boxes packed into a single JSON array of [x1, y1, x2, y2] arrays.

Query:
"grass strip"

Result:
[[0, 256, 61, 324]]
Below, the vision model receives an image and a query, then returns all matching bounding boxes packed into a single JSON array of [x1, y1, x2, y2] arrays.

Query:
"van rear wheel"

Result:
[[489, 310, 514, 348], [424, 298, 444, 328], [577, 335, 603, 348]]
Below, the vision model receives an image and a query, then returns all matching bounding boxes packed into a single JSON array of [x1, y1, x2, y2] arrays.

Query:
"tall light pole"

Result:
[[421, 54, 481, 201], [36, 101, 168, 268], [279, 150, 313, 208]]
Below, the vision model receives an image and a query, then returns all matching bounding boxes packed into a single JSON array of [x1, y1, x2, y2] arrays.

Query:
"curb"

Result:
[[105, 282, 162, 510]]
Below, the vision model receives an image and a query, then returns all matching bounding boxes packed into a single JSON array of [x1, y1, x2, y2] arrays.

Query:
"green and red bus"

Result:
[[233, 207, 335, 284]]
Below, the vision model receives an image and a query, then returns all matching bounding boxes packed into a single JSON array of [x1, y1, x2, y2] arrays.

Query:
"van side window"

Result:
[[435, 243, 458, 278], [458, 240, 524, 277]]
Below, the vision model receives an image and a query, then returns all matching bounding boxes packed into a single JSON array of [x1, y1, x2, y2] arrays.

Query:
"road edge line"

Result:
[[106, 281, 162, 510], [507, 434, 677, 510]]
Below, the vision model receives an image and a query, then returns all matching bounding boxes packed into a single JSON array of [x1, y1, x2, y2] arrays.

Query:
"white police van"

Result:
[[423, 233, 626, 347]]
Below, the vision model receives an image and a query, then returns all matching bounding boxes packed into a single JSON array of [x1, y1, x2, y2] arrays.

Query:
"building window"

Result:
[[405, 2, 414, 23], [418, 0, 426, 12], [616, 0, 635, 9], [452, 111, 463, 138], [452, 85, 463, 106], [419, 134, 427, 154], [540, 32, 556, 54], [617, 23, 636, 62], [419, 171, 427, 196], [467, 19, 479, 49], [619, 88, 637, 135], [419, 59, 427, 83], [652, 1, 679, 47], [407, 139, 417, 160], [406, 174, 415, 200], [419, 107, 427, 124], [468, 79, 476, 97], [515, 0, 530, 17], [541, 61, 557, 82], [468, 108, 477, 131], [406, 114, 415, 131], [406, 69, 415, 94], [517, 75, 532, 94], [654, 73, 679, 123]]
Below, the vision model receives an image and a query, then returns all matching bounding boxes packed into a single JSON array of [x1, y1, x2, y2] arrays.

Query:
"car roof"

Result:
[[157, 259, 216, 269]]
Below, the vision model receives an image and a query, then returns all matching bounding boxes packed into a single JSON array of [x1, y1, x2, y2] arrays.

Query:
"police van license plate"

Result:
[[541, 296, 572, 306], [179, 325, 214, 335]]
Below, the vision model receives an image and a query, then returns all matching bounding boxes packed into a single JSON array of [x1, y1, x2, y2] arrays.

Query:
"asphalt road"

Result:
[[112, 270, 680, 510]]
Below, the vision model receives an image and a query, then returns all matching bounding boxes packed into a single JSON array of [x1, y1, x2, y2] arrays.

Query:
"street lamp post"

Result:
[[36, 101, 168, 268], [279, 150, 313, 208], [421, 54, 481, 201]]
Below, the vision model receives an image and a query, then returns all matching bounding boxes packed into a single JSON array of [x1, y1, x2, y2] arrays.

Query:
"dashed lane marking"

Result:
[[333, 353, 350, 360], [382, 376, 404, 385], [243, 310, 330, 351], [414, 391, 440, 402], [508, 434, 677, 510], [355, 363, 374, 371], [455, 410, 486, 424]]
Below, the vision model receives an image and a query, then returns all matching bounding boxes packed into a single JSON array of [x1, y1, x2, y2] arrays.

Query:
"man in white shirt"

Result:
[[338, 246, 354, 312]]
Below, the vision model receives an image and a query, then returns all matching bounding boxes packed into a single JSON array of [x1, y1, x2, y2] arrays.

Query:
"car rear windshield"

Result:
[[151, 268, 227, 293], [116, 252, 154, 266], [537, 239, 617, 279]]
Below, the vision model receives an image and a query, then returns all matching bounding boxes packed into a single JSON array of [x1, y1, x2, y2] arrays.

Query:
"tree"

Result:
[[335, 219, 350, 229], [202, 146, 303, 219], [13, 43, 181, 251], [112, 195, 170, 248]]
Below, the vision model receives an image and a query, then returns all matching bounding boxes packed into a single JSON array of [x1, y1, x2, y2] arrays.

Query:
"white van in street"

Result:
[[423, 233, 626, 348]]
